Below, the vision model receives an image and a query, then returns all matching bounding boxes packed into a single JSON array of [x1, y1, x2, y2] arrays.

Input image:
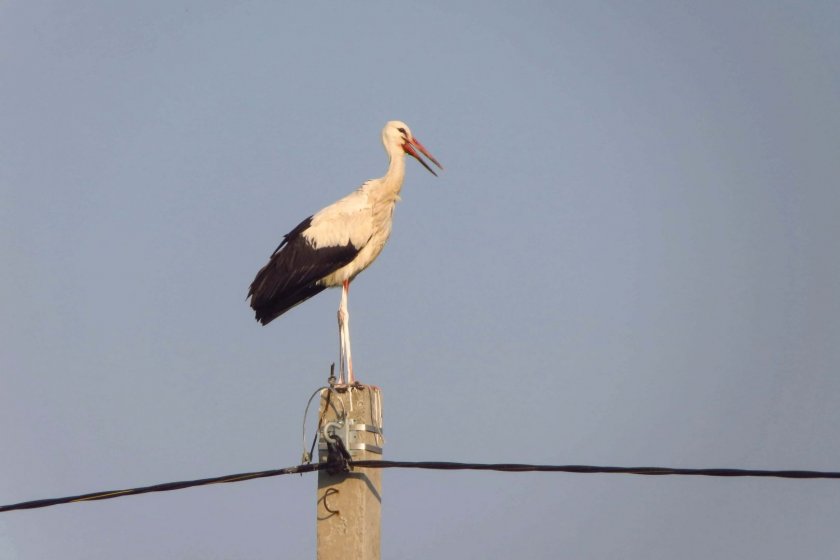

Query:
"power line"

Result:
[[352, 460, 840, 478], [0, 463, 319, 513], [2, 460, 838, 513]]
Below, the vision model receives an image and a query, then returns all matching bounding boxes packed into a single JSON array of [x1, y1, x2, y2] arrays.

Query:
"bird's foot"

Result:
[[332, 379, 366, 390]]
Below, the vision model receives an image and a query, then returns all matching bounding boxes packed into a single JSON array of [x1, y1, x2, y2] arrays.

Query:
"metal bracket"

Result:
[[319, 419, 384, 457]]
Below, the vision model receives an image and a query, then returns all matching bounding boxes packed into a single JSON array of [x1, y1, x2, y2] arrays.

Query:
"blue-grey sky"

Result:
[[2, 1, 839, 558]]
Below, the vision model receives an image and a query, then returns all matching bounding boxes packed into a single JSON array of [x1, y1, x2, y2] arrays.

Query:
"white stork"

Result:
[[248, 121, 442, 385]]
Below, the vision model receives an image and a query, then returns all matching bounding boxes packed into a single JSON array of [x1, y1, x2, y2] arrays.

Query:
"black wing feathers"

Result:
[[248, 217, 359, 325], [271, 215, 314, 257]]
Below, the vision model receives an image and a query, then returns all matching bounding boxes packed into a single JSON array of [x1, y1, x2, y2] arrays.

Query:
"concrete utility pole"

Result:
[[316, 384, 384, 560]]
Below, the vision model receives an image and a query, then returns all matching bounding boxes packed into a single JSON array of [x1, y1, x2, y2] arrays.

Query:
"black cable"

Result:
[[0, 463, 321, 513], [350, 460, 840, 479], [2, 460, 838, 513]]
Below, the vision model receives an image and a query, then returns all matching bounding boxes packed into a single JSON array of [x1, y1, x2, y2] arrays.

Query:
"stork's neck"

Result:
[[373, 150, 406, 201], [386, 149, 406, 184]]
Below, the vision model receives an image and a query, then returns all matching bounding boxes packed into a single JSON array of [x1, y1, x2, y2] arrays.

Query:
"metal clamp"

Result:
[[319, 419, 384, 457]]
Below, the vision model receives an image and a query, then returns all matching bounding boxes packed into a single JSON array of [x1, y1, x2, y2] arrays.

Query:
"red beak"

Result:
[[404, 137, 443, 176]]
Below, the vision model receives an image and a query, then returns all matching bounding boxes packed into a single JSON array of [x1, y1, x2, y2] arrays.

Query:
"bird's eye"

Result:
[[397, 127, 407, 135]]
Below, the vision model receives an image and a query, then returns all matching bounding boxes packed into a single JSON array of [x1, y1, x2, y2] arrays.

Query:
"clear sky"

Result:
[[2, 1, 839, 558]]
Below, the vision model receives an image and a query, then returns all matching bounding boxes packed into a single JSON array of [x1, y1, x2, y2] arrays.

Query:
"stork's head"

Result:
[[382, 121, 443, 176]]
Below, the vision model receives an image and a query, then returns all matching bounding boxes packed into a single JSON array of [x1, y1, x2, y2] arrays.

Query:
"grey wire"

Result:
[[301, 384, 345, 464]]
